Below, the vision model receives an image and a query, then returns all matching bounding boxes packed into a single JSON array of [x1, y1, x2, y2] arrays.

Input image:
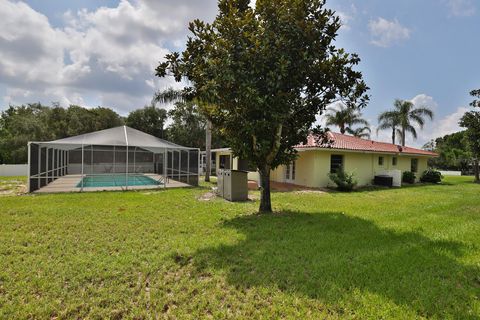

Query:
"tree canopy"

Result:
[[0, 104, 124, 164], [324, 103, 370, 137], [424, 131, 471, 173], [377, 99, 433, 146], [156, 0, 369, 212], [125, 105, 168, 139], [459, 89, 480, 182], [166, 101, 225, 150], [0, 102, 222, 164]]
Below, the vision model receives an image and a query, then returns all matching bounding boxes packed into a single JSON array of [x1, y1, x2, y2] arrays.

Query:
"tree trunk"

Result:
[[474, 159, 480, 183], [259, 166, 272, 213], [401, 127, 406, 146], [340, 124, 345, 134], [391, 127, 396, 144], [205, 120, 212, 182]]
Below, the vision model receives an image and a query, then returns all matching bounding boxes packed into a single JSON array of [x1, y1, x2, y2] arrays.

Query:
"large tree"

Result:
[[165, 101, 225, 149], [425, 131, 471, 172], [0, 104, 123, 164], [459, 89, 480, 183], [125, 105, 168, 138], [156, 0, 368, 212], [325, 103, 370, 135], [378, 99, 433, 146]]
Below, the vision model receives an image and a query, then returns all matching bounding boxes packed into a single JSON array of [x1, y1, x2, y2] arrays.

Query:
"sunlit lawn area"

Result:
[[0, 176, 479, 318]]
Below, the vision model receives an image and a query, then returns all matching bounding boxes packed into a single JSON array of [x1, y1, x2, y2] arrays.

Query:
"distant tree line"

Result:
[[0, 102, 225, 164], [423, 131, 471, 173]]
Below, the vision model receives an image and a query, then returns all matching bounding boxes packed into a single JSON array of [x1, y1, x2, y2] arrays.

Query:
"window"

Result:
[[392, 157, 398, 166], [238, 158, 256, 172], [411, 158, 418, 172], [219, 155, 231, 169], [378, 156, 384, 166], [330, 155, 343, 173], [284, 161, 296, 181]]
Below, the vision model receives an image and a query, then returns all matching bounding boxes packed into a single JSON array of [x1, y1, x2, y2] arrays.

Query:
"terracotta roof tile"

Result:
[[296, 132, 438, 157]]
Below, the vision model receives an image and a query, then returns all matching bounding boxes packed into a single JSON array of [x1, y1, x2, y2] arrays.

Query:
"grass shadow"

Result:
[[187, 211, 479, 318]]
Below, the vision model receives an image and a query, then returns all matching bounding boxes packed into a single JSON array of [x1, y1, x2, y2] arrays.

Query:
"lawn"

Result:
[[0, 176, 479, 319]]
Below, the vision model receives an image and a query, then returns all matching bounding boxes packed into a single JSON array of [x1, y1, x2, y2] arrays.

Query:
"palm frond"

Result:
[[411, 107, 434, 120], [153, 88, 186, 104], [405, 124, 418, 139]]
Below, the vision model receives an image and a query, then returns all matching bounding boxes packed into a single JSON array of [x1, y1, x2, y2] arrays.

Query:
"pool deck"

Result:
[[34, 174, 191, 193]]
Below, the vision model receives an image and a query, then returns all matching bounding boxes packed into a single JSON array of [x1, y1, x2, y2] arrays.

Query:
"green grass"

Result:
[[0, 176, 479, 319]]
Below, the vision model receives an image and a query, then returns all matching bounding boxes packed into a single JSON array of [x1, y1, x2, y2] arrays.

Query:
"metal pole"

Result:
[[56, 149, 58, 179], [27, 142, 31, 192], [91, 145, 93, 175], [187, 150, 190, 185], [46, 147, 49, 184], [197, 148, 200, 186], [126, 145, 129, 190], [124, 126, 129, 191], [81, 143, 84, 192], [163, 148, 167, 189], [38, 145, 41, 188], [179, 150, 182, 181], [113, 146, 116, 174]]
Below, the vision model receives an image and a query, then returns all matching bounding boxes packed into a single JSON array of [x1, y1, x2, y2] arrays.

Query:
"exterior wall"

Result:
[[216, 149, 431, 187], [215, 151, 259, 181], [271, 150, 431, 187]]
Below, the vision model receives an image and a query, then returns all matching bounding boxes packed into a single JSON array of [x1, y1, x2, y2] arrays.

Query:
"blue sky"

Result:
[[0, 0, 478, 146]]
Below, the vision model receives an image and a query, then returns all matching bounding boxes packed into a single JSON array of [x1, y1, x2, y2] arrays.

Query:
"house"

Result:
[[212, 132, 438, 188]]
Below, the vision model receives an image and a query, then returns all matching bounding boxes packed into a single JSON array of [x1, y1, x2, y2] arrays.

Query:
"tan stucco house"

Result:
[[212, 132, 438, 188]]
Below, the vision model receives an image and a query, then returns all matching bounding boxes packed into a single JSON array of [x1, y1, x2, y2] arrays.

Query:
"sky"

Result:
[[0, 0, 479, 147]]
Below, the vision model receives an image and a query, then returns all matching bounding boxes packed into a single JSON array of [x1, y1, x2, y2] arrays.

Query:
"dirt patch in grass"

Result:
[[293, 190, 326, 195], [0, 179, 27, 196], [198, 191, 217, 201]]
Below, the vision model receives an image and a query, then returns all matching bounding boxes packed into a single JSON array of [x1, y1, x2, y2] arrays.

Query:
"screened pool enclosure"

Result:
[[28, 126, 199, 193]]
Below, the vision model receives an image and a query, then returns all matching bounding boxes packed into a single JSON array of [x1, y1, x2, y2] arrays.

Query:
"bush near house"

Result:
[[402, 171, 416, 184], [420, 169, 443, 183], [328, 169, 357, 191]]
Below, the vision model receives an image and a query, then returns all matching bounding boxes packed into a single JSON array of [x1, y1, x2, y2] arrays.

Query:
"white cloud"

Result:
[[407, 94, 466, 147], [419, 106, 468, 146], [447, 0, 476, 17], [410, 94, 438, 111], [0, 0, 218, 114], [368, 17, 410, 48], [372, 94, 465, 147]]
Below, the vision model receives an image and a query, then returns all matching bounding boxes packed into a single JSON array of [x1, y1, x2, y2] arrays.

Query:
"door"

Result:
[[284, 161, 296, 183]]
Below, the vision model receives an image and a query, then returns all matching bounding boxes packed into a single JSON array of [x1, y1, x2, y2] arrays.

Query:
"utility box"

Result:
[[217, 169, 248, 201]]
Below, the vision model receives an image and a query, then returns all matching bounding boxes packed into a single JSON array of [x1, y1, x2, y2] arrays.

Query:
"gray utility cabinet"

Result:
[[217, 169, 248, 201]]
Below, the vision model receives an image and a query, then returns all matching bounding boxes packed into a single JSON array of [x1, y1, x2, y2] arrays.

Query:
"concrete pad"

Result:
[[34, 174, 191, 193]]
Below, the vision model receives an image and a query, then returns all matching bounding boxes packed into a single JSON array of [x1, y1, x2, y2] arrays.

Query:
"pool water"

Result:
[[77, 174, 161, 188]]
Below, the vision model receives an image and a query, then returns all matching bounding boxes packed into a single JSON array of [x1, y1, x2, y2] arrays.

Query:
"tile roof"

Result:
[[296, 132, 438, 157]]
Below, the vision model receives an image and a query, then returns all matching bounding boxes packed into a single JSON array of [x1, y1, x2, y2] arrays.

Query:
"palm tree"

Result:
[[351, 126, 371, 139], [153, 88, 213, 182], [377, 110, 400, 145], [325, 103, 370, 135], [378, 99, 434, 146]]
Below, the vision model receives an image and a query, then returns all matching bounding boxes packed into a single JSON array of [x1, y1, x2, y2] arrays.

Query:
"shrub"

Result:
[[402, 171, 416, 184], [328, 169, 357, 192], [420, 168, 443, 183]]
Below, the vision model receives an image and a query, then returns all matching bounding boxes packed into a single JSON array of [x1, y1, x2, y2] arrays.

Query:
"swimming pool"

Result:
[[76, 174, 161, 188]]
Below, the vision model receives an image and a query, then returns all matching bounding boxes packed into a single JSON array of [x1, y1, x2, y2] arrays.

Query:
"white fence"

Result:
[[438, 170, 462, 176], [0, 164, 28, 176]]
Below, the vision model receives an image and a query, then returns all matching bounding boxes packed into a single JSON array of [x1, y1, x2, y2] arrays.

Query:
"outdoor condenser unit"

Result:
[[217, 169, 248, 201]]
